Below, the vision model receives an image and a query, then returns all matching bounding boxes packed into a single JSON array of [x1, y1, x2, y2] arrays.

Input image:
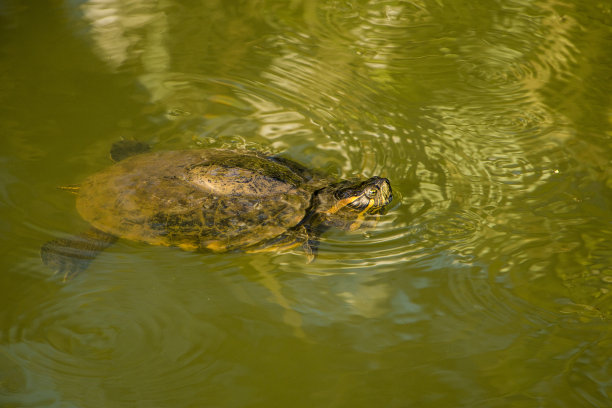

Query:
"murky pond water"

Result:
[[2, 0, 612, 407]]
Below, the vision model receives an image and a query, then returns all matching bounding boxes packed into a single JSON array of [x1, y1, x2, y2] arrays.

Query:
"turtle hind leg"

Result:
[[41, 228, 117, 281], [109, 140, 151, 162]]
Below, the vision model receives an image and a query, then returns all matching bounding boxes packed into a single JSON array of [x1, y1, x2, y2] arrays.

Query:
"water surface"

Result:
[[1, 0, 612, 407]]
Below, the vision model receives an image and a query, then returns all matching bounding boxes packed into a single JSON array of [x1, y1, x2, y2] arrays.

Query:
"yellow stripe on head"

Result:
[[348, 200, 375, 231], [359, 199, 375, 216], [326, 195, 360, 215]]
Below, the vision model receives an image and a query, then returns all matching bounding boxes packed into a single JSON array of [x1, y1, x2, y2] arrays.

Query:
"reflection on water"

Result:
[[1, 0, 612, 406]]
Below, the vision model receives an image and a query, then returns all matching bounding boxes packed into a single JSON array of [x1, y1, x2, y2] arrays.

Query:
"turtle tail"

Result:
[[57, 185, 80, 194], [41, 228, 117, 281]]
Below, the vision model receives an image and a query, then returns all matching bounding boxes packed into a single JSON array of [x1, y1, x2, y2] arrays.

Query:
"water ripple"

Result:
[[2, 270, 238, 404]]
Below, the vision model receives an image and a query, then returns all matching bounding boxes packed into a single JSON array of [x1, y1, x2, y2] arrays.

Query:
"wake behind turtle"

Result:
[[41, 141, 393, 279]]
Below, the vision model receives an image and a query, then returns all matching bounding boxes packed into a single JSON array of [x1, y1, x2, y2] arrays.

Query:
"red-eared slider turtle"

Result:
[[41, 141, 393, 279]]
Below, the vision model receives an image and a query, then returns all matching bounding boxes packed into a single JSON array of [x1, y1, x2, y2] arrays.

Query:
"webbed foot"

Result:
[[41, 228, 117, 280]]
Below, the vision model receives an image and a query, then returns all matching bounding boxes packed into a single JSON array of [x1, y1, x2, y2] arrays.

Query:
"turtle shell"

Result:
[[76, 149, 319, 251]]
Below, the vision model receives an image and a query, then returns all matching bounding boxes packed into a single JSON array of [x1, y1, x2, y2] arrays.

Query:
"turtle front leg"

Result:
[[298, 224, 321, 263], [247, 225, 319, 262], [302, 239, 317, 263]]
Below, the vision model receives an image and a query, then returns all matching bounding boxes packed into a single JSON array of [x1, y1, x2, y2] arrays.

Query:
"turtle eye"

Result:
[[366, 188, 378, 199]]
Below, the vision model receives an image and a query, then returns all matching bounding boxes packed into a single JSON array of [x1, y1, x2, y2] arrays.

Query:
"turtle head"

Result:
[[330, 177, 393, 215], [315, 177, 392, 230]]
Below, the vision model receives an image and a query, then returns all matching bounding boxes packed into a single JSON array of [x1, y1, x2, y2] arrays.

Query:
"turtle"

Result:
[[41, 141, 393, 279]]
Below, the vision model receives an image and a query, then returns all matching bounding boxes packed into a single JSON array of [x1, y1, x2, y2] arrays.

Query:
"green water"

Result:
[[1, 0, 612, 406]]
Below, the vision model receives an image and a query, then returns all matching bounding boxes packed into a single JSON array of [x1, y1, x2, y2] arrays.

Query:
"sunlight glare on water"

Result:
[[1, 0, 612, 407]]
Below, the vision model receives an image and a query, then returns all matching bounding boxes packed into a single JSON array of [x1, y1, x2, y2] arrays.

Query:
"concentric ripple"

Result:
[[1, 259, 248, 405], [2, 0, 612, 406]]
